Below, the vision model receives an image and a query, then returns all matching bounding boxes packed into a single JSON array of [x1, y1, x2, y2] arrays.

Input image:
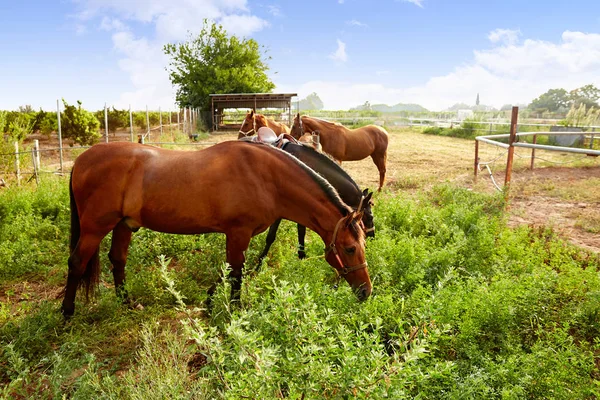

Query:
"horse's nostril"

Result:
[[357, 287, 370, 301], [367, 231, 375, 238]]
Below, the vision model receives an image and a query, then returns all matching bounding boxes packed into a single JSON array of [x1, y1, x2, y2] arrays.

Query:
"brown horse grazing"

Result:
[[291, 114, 389, 191], [238, 110, 291, 139], [61, 141, 372, 317]]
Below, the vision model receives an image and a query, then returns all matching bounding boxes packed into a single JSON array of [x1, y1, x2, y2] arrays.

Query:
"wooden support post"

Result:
[[504, 106, 519, 189], [530, 134, 537, 170]]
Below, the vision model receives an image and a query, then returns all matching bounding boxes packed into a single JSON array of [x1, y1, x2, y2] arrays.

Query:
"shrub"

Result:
[[60, 99, 101, 146]]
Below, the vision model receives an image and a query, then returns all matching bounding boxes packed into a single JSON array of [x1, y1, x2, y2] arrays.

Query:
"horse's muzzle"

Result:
[[357, 286, 371, 301]]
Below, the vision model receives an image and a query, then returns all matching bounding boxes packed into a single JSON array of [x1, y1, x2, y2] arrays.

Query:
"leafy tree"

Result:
[[299, 92, 324, 110], [528, 88, 570, 112], [18, 105, 33, 113], [95, 107, 130, 133], [6, 113, 34, 142], [569, 84, 600, 109], [61, 99, 101, 146], [164, 20, 275, 125], [39, 112, 58, 137], [561, 103, 600, 128]]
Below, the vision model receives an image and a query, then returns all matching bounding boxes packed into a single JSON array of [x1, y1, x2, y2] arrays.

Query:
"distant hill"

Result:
[[351, 103, 429, 113]]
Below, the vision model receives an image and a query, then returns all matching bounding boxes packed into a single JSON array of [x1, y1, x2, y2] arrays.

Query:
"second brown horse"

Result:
[[291, 114, 389, 191], [62, 141, 371, 317], [238, 110, 291, 139]]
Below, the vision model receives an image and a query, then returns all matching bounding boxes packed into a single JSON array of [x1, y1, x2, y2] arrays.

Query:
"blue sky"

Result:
[[1, 0, 599, 111]]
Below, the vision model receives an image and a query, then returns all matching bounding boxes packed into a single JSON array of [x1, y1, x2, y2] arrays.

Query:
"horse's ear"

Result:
[[296, 113, 300, 118], [364, 191, 373, 205], [250, 110, 255, 116], [362, 188, 369, 196]]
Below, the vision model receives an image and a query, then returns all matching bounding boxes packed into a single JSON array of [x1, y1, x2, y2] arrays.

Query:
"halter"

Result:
[[325, 215, 368, 276], [238, 117, 256, 136], [356, 195, 375, 235]]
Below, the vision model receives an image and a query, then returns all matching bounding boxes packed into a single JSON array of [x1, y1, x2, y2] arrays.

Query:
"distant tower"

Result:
[[476, 93, 480, 106]]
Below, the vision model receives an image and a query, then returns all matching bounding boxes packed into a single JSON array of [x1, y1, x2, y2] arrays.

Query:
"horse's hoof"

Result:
[[61, 305, 74, 319], [298, 251, 306, 260]]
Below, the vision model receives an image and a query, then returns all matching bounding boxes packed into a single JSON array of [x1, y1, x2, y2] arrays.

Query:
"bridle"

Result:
[[325, 214, 368, 276], [238, 117, 256, 137]]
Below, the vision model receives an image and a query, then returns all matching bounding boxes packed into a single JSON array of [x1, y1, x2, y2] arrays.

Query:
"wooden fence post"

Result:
[[504, 106, 519, 190], [31, 148, 39, 185], [530, 134, 537, 170], [129, 105, 134, 143], [104, 103, 109, 143], [474, 140, 479, 181], [34, 139, 40, 170], [57, 99, 63, 173]]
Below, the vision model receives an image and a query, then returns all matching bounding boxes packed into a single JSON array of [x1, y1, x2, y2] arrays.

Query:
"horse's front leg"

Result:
[[256, 218, 282, 270], [225, 231, 252, 302], [297, 224, 307, 259]]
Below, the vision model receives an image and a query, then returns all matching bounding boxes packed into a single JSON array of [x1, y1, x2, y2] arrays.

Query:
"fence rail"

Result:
[[474, 107, 599, 196]]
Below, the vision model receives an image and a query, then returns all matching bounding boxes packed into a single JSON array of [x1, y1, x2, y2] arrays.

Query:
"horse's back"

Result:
[[70, 141, 295, 234]]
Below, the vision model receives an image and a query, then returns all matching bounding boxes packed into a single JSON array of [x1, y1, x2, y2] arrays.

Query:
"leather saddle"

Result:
[[242, 127, 299, 148]]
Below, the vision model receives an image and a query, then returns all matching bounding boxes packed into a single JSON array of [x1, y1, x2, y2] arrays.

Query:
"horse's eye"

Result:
[[344, 246, 356, 255]]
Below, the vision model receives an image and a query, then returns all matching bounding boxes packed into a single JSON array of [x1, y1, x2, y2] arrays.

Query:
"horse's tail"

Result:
[[66, 172, 101, 301]]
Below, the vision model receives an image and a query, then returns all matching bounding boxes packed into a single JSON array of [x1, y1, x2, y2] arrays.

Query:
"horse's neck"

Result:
[[286, 145, 360, 207], [305, 118, 347, 135]]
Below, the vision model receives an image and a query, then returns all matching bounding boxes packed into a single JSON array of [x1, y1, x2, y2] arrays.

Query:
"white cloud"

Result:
[[488, 28, 521, 45], [278, 31, 600, 111], [338, 0, 345, 4], [99, 17, 127, 32], [329, 39, 347, 62], [73, 0, 269, 109], [402, 0, 424, 8], [75, 24, 87, 36], [267, 5, 282, 17], [346, 19, 368, 28]]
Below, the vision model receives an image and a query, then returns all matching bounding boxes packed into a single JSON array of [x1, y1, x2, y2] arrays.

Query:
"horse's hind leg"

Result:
[[61, 232, 104, 317], [256, 218, 282, 270], [297, 224, 307, 259], [108, 220, 133, 302], [225, 231, 253, 302], [372, 150, 388, 191]]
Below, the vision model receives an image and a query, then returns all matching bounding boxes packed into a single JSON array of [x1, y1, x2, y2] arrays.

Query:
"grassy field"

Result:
[[1, 128, 599, 398]]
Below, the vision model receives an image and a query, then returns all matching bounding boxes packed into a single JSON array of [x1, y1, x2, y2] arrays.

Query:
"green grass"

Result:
[[0, 177, 599, 398]]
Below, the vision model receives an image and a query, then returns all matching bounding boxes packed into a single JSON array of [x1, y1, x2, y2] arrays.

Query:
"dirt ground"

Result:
[[13, 127, 600, 253]]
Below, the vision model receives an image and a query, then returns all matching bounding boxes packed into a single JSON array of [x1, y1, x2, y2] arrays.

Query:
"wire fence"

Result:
[[0, 101, 212, 186]]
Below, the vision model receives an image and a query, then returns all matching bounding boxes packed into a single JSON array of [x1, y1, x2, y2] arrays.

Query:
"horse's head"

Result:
[[325, 211, 372, 301], [238, 110, 256, 139], [254, 113, 269, 130], [290, 113, 305, 139], [359, 189, 375, 238]]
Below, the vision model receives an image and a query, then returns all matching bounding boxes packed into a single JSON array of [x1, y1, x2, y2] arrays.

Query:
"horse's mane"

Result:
[[291, 142, 360, 192], [248, 142, 352, 216], [304, 116, 344, 127]]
